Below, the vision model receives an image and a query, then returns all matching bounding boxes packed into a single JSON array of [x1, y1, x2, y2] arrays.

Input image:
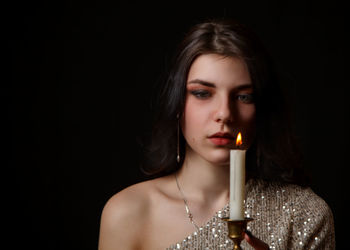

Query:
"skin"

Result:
[[98, 54, 269, 250], [182, 53, 256, 164]]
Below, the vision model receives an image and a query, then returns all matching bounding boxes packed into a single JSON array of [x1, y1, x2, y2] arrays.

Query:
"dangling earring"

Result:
[[177, 113, 180, 163]]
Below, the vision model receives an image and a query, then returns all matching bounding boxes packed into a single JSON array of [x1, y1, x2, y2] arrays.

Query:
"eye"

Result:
[[236, 94, 254, 104], [190, 90, 211, 99]]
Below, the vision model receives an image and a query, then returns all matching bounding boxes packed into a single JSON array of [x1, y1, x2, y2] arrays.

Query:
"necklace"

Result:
[[174, 173, 200, 231]]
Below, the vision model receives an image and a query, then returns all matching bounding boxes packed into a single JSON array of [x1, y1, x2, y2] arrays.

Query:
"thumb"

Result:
[[244, 231, 270, 250]]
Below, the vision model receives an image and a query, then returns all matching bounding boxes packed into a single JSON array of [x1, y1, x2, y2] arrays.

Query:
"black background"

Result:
[[5, 1, 348, 249]]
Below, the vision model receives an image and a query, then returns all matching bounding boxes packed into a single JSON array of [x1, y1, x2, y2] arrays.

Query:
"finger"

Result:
[[244, 231, 270, 250]]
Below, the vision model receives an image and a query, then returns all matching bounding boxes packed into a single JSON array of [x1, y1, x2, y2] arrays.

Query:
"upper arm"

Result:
[[98, 185, 149, 250], [293, 188, 336, 250], [304, 199, 335, 249]]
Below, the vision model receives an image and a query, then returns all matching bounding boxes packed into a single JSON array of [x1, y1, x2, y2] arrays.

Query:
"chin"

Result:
[[205, 151, 230, 165]]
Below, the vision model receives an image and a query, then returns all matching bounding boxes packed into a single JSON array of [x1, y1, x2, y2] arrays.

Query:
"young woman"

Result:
[[98, 19, 335, 250]]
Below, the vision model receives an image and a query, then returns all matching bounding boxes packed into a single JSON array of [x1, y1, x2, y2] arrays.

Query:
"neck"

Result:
[[175, 148, 230, 206]]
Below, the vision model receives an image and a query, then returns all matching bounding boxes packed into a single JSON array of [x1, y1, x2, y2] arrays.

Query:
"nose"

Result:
[[214, 97, 233, 124]]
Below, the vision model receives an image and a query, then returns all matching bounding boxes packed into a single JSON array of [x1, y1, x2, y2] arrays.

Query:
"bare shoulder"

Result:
[[98, 180, 155, 250], [98, 177, 173, 250]]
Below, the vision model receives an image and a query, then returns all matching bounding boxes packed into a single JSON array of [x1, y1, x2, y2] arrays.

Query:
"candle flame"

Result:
[[236, 132, 242, 146]]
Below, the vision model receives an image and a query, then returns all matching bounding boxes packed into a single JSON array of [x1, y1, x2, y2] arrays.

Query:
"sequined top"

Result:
[[166, 178, 335, 250]]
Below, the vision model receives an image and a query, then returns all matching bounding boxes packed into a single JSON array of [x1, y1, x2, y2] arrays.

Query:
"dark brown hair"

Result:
[[140, 18, 309, 186]]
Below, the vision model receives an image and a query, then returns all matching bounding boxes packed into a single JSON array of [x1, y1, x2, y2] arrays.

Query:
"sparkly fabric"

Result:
[[166, 178, 335, 250]]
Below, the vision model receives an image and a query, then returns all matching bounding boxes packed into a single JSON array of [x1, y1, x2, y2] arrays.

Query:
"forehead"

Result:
[[187, 54, 251, 87]]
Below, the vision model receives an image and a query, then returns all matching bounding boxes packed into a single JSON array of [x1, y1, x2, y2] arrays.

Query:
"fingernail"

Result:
[[245, 230, 253, 237]]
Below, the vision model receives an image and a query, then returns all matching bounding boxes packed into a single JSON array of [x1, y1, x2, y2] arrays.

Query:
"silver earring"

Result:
[[177, 114, 180, 163]]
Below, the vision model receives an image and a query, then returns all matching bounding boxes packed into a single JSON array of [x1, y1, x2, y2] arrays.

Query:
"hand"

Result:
[[244, 231, 270, 250]]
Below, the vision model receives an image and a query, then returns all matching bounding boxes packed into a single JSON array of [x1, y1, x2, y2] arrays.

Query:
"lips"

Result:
[[209, 132, 235, 139], [208, 132, 236, 146]]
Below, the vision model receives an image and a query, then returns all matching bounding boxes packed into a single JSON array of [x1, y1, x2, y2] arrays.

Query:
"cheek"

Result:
[[240, 107, 256, 147], [182, 100, 208, 139], [237, 105, 256, 137], [239, 105, 256, 123]]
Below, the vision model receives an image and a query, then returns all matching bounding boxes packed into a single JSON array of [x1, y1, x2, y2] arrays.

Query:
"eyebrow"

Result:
[[188, 79, 216, 88], [188, 79, 253, 91]]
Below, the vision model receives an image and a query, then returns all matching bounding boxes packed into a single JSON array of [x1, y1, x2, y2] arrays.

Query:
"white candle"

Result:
[[229, 149, 246, 220]]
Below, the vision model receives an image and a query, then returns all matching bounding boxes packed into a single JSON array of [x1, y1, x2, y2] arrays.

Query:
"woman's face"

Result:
[[181, 54, 256, 165]]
